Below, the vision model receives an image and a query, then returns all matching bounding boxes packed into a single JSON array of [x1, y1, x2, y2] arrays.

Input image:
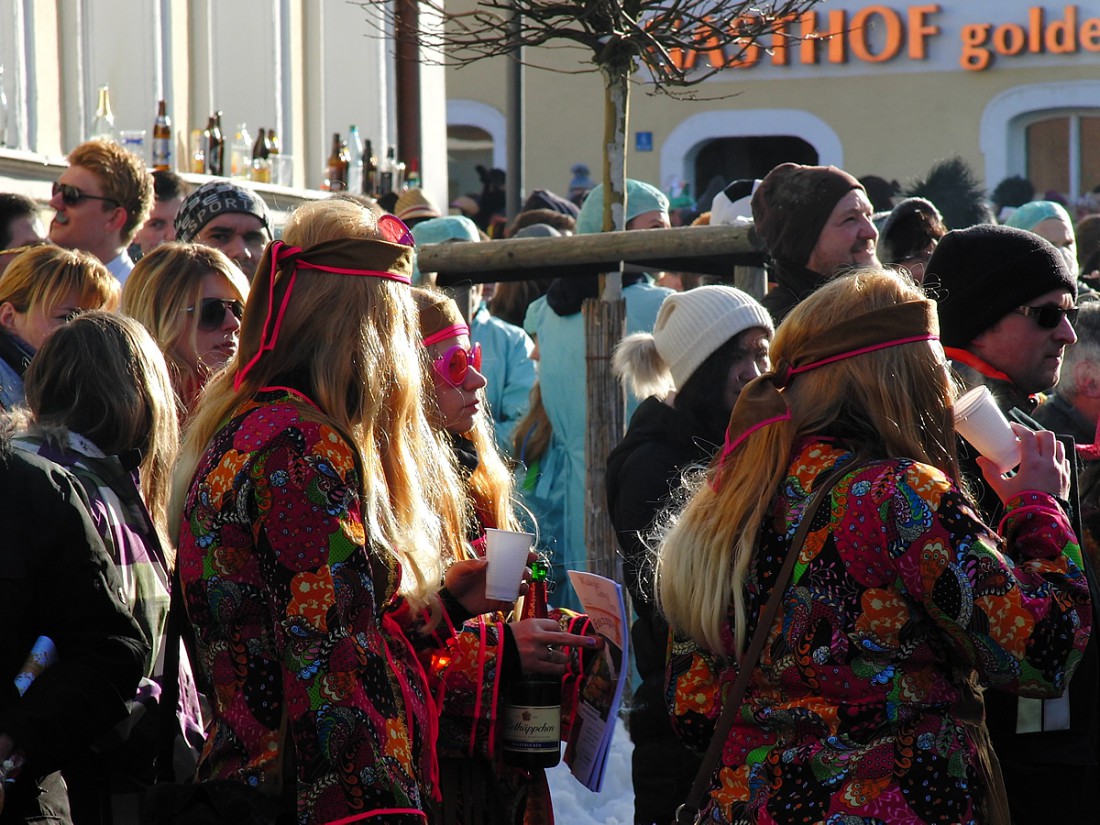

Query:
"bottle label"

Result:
[[153, 138, 171, 167], [501, 703, 560, 751]]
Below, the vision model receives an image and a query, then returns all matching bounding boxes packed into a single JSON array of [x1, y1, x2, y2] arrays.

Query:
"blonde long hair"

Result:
[[121, 242, 249, 415], [411, 286, 520, 539], [171, 199, 461, 607], [656, 269, 958, 654]]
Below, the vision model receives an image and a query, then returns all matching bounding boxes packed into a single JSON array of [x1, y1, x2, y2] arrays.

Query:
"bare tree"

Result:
[[360, 0, 822, 582]]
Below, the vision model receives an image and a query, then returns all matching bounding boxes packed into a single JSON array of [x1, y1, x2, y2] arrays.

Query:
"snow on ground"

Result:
[[547, 715, 634, 824]]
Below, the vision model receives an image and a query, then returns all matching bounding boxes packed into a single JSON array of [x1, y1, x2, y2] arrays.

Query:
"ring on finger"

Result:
[[546, 645, 555, 661]]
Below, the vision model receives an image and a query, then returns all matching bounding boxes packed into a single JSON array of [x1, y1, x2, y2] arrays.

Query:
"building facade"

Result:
[[445, 1, 1100, 211], [0, 0, 448, 217]]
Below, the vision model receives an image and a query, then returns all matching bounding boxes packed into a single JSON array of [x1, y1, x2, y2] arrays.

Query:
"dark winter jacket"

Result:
[[0, 435, 148, 822], [953, 363, 1100, 823], [607, 397, 714, 824], [760, 260, 830, 324]]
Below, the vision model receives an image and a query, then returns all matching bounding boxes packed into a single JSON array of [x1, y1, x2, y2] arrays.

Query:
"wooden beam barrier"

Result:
[[419, 223, 766, 286]]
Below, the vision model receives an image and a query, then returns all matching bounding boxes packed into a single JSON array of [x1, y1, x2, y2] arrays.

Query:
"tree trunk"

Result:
[[583, 297, 625, 583], [585, 62, 631, 588]]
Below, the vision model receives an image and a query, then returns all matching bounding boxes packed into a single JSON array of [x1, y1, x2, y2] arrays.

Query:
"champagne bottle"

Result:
[[501, 559, 562, 768], [90, 84, 115, 141], [152, 99, 172, 171]]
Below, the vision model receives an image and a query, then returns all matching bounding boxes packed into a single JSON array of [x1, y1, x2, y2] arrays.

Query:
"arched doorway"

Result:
[[694, 135, 818, 199]]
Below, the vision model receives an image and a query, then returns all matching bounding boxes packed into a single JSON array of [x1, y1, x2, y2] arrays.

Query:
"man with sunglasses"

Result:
[[924, 223, 1099, 823], [48, 139, 153, 283]]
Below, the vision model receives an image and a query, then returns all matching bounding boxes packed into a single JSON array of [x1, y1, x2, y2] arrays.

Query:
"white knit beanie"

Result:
[[654, 285, 773, 390]]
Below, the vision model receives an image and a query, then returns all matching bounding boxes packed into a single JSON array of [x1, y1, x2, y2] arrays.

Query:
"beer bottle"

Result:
[[325, 132, 347, 192], [207, 113, 224, 176], [152, 99, 172, 171], [363, 139, 378, 197], [501, 558, 561, 768], [250, 128, 270, 183]]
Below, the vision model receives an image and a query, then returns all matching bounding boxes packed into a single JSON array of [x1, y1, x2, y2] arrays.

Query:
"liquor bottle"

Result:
[[363, 139, 378, 197], [229, 122, 252, 178], [324, 132, 348, 192], [265, 128, 282, 185], [501, 558, 562, 768], [152, 99, 172, 171], [90, 84, 116, 141], [347, 125, 364, 194], [206, 113, 225, 176], [249, 128, 270, 183]]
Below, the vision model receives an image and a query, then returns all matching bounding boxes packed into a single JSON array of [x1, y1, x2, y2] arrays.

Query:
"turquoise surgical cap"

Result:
[[410, 215, 481, 285], [576, 179, 669, 235], [1005, 200, 1072, 233]]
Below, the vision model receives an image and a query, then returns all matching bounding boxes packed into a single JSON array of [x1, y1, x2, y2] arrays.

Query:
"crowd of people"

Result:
[[0, 134, 1098, 825]]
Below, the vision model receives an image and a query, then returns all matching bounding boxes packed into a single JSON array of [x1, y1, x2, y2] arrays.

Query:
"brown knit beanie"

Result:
[[750, 163, 863, 267]]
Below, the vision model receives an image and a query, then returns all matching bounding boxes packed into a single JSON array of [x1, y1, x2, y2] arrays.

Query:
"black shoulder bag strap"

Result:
[[674, 459, 862, 825]]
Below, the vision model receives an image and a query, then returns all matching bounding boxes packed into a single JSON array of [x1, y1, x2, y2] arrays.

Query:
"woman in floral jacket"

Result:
[[656, 269, 1092, 824], [412, 287, 598, 824], [173, 200, 515, 825]]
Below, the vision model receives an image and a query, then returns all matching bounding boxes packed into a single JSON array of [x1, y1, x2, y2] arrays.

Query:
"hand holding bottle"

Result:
[[511, 617, 600, 676]]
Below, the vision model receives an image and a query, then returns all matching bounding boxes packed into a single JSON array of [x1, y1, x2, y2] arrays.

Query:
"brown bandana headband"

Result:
[[715, 300, 939, 471]]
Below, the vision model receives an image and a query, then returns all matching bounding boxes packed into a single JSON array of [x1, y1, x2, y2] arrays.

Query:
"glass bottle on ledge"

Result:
[[90, 84, 116, 142], [250, 128, 270, 183], [152, 99, 172, 171]]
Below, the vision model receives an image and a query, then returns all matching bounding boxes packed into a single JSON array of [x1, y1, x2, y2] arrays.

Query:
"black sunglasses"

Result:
[[1013, 304, 1079, 329], [52, 181, 121, 208], [187, 298, 244, 332]]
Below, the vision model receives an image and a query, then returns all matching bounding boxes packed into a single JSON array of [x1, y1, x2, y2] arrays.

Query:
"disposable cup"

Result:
[[954, 385, 1021, 474], [484, 528, 535, 601]]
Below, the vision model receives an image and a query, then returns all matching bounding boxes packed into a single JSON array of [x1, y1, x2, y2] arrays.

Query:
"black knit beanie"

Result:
[[750, 163, 863, 267], [923, 224, 1077, 348]]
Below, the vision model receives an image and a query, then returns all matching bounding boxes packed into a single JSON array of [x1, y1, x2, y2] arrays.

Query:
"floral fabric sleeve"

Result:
[[872, 464, 1091, 697]]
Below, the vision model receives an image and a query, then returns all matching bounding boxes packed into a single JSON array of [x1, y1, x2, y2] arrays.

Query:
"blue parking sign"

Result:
[[635, 131, 653, 152]]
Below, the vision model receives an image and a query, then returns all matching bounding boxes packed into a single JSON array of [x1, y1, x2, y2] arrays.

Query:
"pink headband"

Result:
[[712, 300, 938, 485], [235, 238, 413, 391], [422, 323, 469, 348]]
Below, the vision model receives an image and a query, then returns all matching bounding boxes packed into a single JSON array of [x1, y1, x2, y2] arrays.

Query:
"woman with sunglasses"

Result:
[[412, 287, 598, 825], [172, 198, 530, 824], [121, 242, 248, 418], [13, 311, 203, 824], [656, 269, 1091, 825], [0, 244, 119, 410]]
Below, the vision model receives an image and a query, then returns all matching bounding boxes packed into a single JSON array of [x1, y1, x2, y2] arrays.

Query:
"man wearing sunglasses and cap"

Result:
[[923, 223, 1100, 823], [47, 138, 153, 283], [174, 179, 271, 281]]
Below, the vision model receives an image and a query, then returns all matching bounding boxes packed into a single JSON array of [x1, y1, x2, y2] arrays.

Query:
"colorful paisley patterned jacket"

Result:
[[668, 441, 1092, 824], [179, 390, 461, 825]]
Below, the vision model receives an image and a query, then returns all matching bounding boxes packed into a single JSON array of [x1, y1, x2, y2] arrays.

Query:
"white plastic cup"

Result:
[[484, 528, 535, 601], [954, 385, 1021, 474]]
